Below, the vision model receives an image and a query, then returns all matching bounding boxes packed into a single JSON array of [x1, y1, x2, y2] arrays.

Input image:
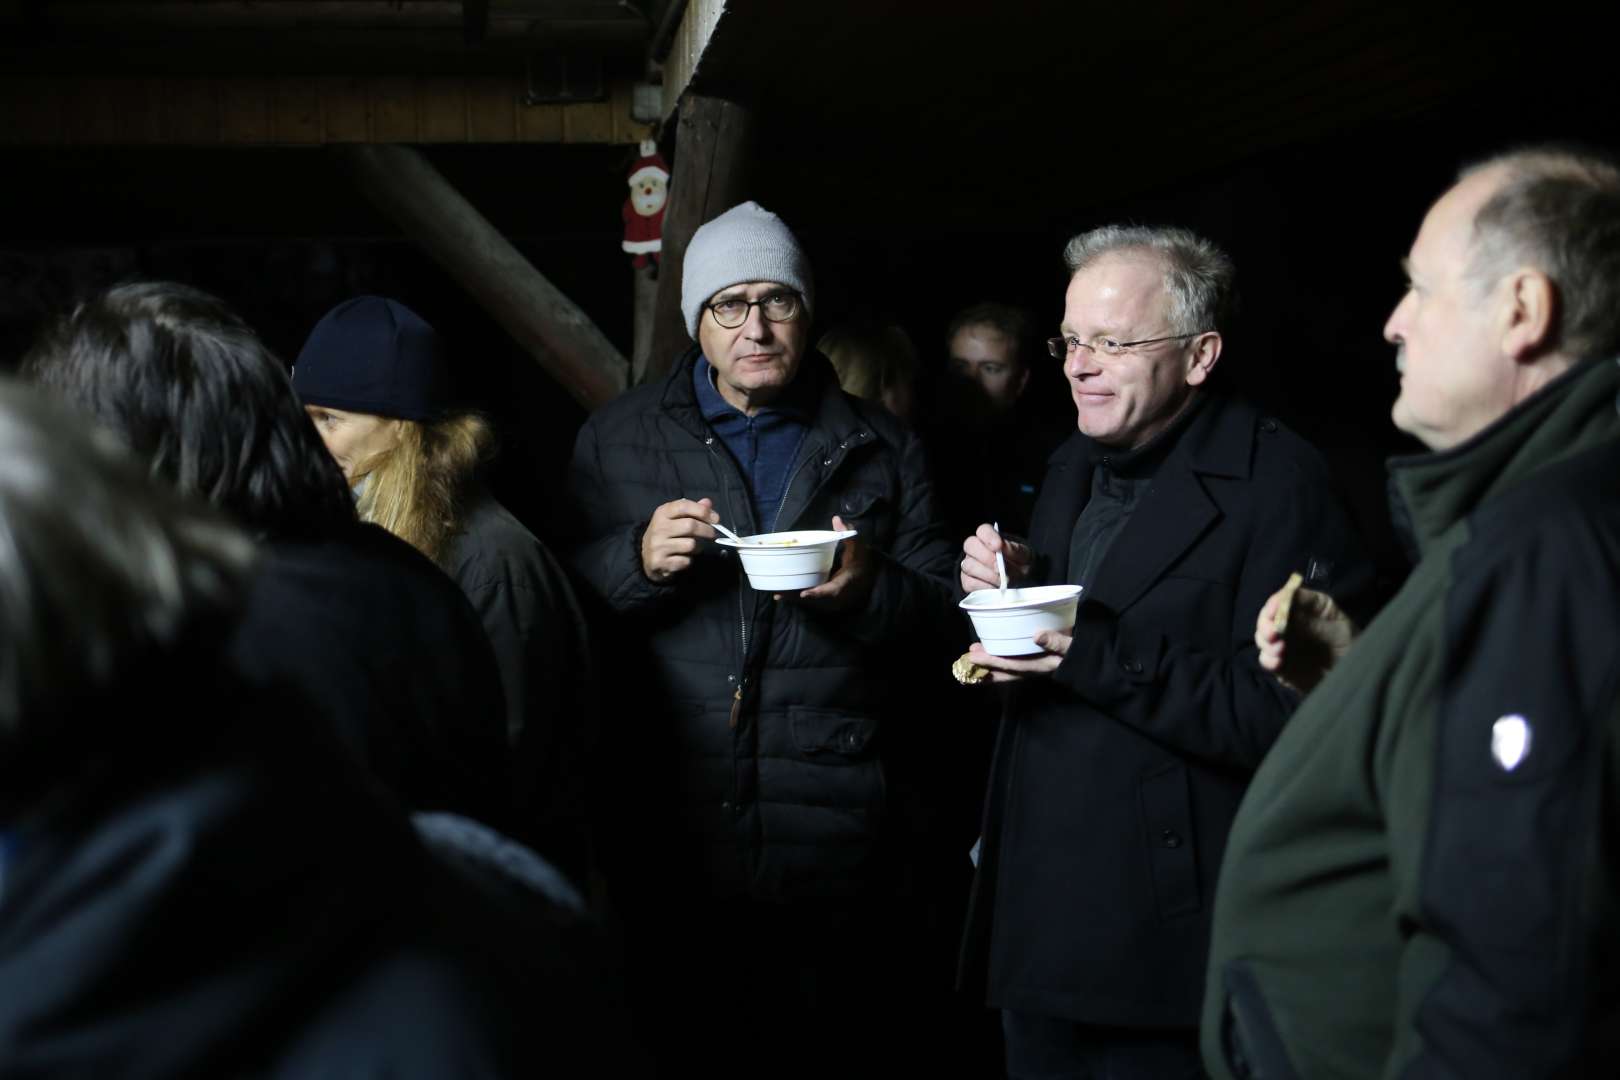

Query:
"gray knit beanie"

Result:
[[680, 201, 814, 339]]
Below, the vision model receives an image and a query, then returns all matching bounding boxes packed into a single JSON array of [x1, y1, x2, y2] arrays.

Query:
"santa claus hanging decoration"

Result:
[[622, 139, 668, 271]]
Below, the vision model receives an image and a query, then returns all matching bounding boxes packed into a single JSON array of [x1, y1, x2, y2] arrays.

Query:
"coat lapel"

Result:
[[1028, 434, 1090, 585], [1084, 392, 1255, 615], [1085, 467, 1218, 614]]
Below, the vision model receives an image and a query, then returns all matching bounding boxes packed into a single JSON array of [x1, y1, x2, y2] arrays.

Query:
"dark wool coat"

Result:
[[961, 389, 1375, 1029], [565, 348, 959, 901]]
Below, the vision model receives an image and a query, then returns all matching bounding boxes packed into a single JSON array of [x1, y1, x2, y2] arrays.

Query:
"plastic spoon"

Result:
[[713, 520, 750, 545], [993, 521, 1009, 600]]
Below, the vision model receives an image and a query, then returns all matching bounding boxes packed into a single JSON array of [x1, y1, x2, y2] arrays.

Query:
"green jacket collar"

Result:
[[1388, 357, 1620, 557]]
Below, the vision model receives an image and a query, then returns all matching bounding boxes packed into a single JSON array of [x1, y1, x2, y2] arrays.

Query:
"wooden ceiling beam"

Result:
[[334, 141, 629, 409], [19, 2, 465, 29], [13, 1, 646, 30]]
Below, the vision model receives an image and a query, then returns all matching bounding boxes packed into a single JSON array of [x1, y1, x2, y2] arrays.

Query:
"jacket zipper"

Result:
[[772, 451, 813, 533], [711, 431, 862, 728], [733, 586, 748, 731], [700, 433, 752, 725], [729, 450, 814, 730], [775, 427, 848, 534]]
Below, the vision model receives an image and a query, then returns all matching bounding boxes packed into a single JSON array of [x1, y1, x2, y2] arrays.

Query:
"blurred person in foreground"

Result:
[[1204, 145, 1620, 1079], [25, 281, 513, 827], [0, 381, 630, 1076]]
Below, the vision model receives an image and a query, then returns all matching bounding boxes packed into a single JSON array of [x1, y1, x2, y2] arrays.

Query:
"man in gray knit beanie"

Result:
[[680, 200, 815, 340], [562, 198, 961, 1073], [673, 200, 816, 421]]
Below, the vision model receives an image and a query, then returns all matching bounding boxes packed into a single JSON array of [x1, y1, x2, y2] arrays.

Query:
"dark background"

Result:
[[2, 58, 1614, 582]]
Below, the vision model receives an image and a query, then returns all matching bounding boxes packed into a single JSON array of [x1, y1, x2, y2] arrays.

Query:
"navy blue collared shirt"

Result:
[[694, 356, 811, 534]]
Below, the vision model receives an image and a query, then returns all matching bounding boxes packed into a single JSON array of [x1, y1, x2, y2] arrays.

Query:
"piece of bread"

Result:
[[1273, 572, 1306, 634], [951, 653, 991, 686]]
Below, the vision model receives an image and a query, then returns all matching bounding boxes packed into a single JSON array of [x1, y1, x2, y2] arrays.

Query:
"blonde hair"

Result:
[[818, 323, 918, 403], [354, 412, 494, 565]]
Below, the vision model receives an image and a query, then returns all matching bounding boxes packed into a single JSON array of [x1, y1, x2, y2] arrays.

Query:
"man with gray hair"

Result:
[[957, 224, 1372, 1076], [565, 201, 958, 1075], [1204, 146, 1620, 1078]]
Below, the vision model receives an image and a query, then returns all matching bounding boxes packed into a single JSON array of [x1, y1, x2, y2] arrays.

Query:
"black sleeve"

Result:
[[838, 425, 963, 648], [1396, 518, 1620, 1076], [561, 414, 682, 618]]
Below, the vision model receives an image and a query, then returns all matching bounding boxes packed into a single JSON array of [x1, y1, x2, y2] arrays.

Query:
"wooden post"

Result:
[[645, 93, 754, 379], [335, 143, 628, 410], [630, 262, 659, 384]]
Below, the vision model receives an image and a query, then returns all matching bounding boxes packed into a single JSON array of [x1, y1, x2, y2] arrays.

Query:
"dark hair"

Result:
[[0, 380, 254, 740], [24, 281, 355, 538], [945, 302, 1037, 370], [1460, 145, 1620, 360]]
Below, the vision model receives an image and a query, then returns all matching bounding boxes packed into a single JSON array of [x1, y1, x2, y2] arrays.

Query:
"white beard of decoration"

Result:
[[630, 173, 667, 217]]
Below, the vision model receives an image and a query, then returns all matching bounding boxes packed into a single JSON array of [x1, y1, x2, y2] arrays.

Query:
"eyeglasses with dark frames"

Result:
[[706, 291, 803, 329]]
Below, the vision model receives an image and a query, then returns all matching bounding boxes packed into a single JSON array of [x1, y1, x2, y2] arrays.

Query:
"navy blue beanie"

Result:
[[292, 296, 454, 422]]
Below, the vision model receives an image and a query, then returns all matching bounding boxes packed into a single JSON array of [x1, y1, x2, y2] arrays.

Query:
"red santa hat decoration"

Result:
[[622, 139, 669, 271]]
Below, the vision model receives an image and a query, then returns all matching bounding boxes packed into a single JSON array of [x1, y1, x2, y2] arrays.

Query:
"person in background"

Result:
[[958, 225, 1374, 1079], [25, 281, 512, 829], [293, 296, 596, 883], [823, 309, 1007, 1069], [1204, 145, 1620, 1079], [818, 319, 921, 422], [927, 301, 1066, 540], [0, 380, 632, 1077]]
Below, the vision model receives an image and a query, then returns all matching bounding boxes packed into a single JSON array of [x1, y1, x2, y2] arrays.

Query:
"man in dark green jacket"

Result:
[[1203, 147, 1620, 1077]]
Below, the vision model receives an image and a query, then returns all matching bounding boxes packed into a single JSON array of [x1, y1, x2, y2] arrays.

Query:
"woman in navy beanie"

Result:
[[294, 296, 597, 884]]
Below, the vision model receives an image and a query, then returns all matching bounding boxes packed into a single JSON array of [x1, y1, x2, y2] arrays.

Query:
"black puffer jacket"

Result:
[[443, 486, 598, 884], [565, 348, 959, 901]]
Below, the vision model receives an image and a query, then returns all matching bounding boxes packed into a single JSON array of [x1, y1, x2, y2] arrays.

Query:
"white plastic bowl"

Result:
[[959, 584, 1084, 656], [716, 529, 857, 591]]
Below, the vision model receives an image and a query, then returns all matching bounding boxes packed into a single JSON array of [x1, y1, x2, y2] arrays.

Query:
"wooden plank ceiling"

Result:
[[0, 0, 670, 145], [0, 1, 659, 73], [1, 1, 1596, 214]]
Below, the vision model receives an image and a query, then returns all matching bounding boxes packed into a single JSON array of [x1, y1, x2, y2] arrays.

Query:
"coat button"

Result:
[[1121, 658, 1144, 675], [1261, 419, 1278, 434], [721, 800, 734, 813], [1160, 829, 1182, 848], [844, 731, 860, 750]]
